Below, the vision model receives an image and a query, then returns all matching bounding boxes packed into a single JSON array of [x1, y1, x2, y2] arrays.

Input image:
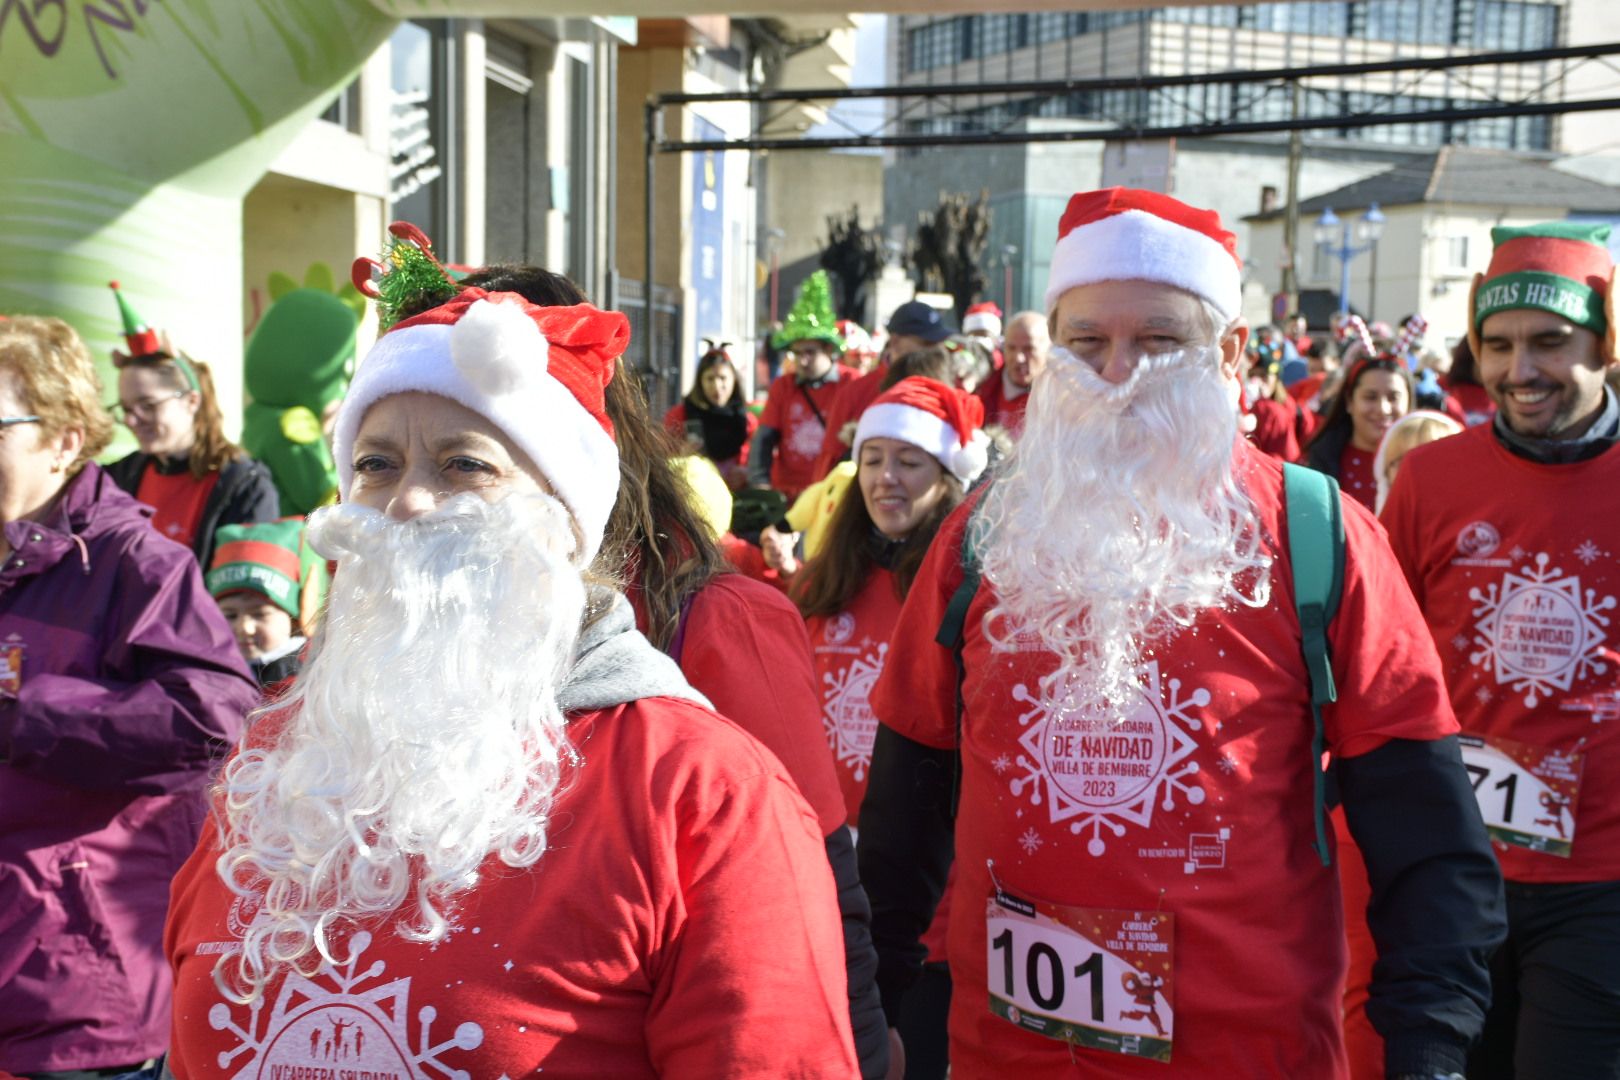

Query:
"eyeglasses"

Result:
[[0, 416, 40, 429], [112, 390, 187, 422]]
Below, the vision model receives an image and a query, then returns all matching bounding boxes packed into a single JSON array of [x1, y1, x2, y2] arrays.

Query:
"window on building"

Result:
[[389, 21, 448, 255]]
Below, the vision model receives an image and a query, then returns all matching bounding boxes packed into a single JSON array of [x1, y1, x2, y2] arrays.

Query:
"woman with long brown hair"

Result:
[[794, 376, 987, 1080], [440, 262, 894, 1080], [104, 285, 278, 568]]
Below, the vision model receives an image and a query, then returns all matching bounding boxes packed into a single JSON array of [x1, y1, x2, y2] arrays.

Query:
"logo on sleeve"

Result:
[[1005, 661, 1209, 857], [1470, 553, 1616, 707]]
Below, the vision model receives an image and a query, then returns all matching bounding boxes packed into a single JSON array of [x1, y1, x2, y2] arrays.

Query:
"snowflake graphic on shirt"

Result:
[[1576, 540, 1606, 566], [1006, 660, 1209, 857], [206, 929, 482, 1077], [1017, 828, 1044, 855], [822, 642, 887, 782], [784, 401, 826, 459], [1469, 553, 1616, 708]]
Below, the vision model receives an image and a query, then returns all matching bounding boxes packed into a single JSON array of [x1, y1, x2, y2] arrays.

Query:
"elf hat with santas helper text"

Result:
[[1469, 221, 1616, 360]]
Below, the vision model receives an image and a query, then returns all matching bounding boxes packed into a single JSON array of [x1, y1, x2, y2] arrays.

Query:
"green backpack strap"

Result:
[[1282, 463, 1347, 867]]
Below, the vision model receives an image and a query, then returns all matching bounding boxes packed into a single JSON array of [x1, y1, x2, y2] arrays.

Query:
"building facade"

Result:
[[884, 0, 1620, 320]]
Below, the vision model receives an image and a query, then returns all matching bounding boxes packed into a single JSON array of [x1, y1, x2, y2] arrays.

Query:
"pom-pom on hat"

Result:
[[1044, 188, 1243, 322], [963, 302, 1003, 337], [853, 376, 990, 484], [1469, 222, 1617, 360], [331, 288, 631, 563], [207, 519, 307, 619]]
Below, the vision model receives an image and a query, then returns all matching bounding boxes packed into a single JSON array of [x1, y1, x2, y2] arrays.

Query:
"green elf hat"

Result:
[[206, 519, 306, 620], [772, 270, 846, 352], [1469, 222, 1617, 360], [108, 281, 199, 390]]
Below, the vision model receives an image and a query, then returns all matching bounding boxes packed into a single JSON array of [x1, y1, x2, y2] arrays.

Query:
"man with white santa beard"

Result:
[[858, 188, 1505, 1079], [163, 277, 858, 1077]]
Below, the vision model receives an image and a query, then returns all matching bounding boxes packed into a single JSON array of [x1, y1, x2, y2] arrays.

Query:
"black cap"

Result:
[[887, 300, 952, 344]]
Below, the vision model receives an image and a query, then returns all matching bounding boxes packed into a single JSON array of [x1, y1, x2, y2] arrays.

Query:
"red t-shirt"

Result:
[[761, 368, 857, 499], [807, 568, 904, 827], [673, 573, 849, 837], [974, 371, 1031, 435], [1443, 382, 1495, 427], [1247, 399, 1300, 462], [1339, 444, 1377, 511], [135, 464, 218, 549], [870, 444, 1456, 1078], [812, 367, 887, 483], [164, 699, 858, 1078], [1382, 425, 1620, 882], [805, 567, 954, 962]]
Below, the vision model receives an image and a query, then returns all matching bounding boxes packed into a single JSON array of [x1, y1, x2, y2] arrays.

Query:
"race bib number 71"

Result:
[[1459, 733, 1582, 858], [986, 890, 1174, 1062]]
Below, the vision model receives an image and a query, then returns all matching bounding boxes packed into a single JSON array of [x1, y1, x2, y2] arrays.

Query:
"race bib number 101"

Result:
[[986, 890, 1174, 1063], [1459, 733, 1582, 858]]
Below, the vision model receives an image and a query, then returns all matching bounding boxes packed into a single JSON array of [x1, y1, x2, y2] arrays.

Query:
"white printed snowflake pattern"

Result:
[[208, 929, 483, 1077], [822, 642, 887, 781], [1469, 553, 1616, 708], [1018, 828, 1044, 855], [1007, 661, 1210, 857], [992, 753, 1014, 774], [785, 402, 827, 459], [1576, 540, 1606, 566]]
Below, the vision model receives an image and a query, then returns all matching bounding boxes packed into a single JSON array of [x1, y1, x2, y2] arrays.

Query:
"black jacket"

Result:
[[105, 452, 281, 571]]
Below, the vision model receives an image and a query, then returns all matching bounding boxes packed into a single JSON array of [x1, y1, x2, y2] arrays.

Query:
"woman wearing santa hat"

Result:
[[794, 376, 989, 1080], [163, 241, 858, 1077]]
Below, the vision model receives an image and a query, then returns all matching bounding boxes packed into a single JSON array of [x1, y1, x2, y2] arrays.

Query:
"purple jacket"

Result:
[[0, 463, 258, 1072]]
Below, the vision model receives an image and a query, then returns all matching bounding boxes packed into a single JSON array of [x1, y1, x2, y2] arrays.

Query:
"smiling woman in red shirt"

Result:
[[795, 376, 989, 1080]]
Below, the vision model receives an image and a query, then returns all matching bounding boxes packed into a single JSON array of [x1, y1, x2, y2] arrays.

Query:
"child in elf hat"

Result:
[[205, 519, 311, 687]]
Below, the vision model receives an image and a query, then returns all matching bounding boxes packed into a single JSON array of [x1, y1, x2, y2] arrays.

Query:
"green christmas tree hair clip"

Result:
[[351, 222, 459, 331]]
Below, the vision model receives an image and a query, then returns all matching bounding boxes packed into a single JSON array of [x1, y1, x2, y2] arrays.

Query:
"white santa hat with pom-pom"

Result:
[[853, 376, 989, 485], [331, 288, 630, 562]]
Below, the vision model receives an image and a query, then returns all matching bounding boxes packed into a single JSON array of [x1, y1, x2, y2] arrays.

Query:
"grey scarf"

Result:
[[1493, 386, 1620, 466], [556, 589, 710, 714]]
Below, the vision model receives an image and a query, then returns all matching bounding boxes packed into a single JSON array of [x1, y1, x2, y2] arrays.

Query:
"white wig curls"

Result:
[[213, 493, 585, 1003]]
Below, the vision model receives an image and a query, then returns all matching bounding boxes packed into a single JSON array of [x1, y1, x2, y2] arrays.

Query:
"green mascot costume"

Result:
[[241, 267, 363, 516]]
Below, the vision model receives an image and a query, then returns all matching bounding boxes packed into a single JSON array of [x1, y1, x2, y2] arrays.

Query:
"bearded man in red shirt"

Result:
[[1382, 222, 1620, 1079], [858, 188, 1504, 1080]]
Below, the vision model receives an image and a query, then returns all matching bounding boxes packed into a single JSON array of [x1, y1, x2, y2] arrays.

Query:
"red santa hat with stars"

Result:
[[1044, 188, 1244, 323], [853, 376, 990, 484], [331, 289, 631, 562]]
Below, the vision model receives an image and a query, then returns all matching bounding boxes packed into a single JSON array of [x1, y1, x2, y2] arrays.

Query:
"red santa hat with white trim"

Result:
[[962, 301, 1002, 337], [1044, 188, 1244, 323], [331, 288, 631, 562], [853, 376, 990, 484]]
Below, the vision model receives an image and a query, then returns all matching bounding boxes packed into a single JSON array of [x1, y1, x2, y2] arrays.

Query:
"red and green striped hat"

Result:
[[206, 520, 305, 618], [1472, 222, 1613, 335]]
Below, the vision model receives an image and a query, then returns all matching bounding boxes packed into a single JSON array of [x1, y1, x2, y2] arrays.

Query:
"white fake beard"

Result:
[[213, 493, 586, 1003], [978, 344, 1271, 717]]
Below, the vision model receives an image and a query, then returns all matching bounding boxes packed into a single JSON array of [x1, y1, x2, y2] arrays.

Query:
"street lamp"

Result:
[[766, 228, 786, 323], [1314, 203, 1386, 317], [1001, 244, 1019, 312]]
